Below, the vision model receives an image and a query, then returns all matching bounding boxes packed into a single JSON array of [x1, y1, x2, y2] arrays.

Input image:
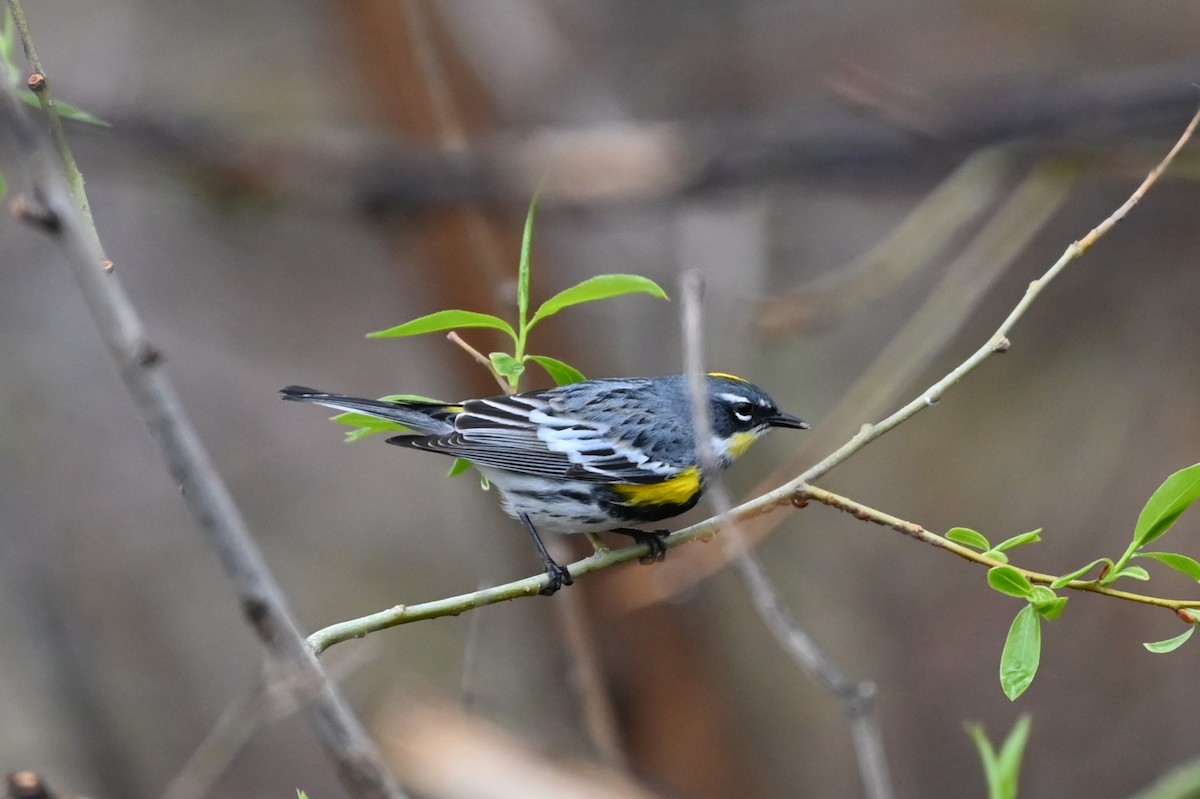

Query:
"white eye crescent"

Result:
[[733, 402, 754, 422]]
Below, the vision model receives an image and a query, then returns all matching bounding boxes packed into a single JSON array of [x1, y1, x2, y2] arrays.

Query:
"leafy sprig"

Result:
[[950, 462, 1200, 699], [368, 196, 665, 390], [967, 715, 1031, 799], [332, 195, 668, 472]]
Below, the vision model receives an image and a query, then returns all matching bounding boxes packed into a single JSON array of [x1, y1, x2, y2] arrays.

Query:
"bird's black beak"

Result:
[[766, 411, 810, 430]]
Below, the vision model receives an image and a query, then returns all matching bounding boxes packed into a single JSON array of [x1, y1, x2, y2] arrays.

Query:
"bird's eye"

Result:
[[733, 402, 754, 422]]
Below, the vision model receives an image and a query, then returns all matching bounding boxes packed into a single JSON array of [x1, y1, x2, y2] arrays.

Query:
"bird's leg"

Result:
[[584, 532, 609, 553], [519, 513, 573, 595], [608, 528, 670, 564]]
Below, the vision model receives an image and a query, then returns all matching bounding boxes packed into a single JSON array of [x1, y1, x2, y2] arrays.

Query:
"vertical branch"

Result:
[[0, 10, 406, 799], [679, 271, 895, 799]]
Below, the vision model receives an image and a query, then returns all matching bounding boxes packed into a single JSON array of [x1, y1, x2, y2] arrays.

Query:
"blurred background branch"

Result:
[[1, 4, 403, 797], [54, 59, 1200, 215]]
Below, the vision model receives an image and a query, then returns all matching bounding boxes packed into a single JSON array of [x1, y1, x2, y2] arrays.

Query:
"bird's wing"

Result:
[[388, 394, 680, 483]]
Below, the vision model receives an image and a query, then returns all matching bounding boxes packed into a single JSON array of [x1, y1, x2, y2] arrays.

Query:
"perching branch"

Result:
[[1, 5, 405, 798], [305, 106, 1200, 653]]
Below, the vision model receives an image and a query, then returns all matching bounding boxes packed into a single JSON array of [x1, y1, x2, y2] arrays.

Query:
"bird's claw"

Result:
[[539, 561, 574, 596]]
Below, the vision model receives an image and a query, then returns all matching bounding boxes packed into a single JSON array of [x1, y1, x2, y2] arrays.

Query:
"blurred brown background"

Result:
[[3, 2, 1200, 798]]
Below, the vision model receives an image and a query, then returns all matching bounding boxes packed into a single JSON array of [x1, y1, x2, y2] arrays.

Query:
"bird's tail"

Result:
[[280, 385, 459, 435]]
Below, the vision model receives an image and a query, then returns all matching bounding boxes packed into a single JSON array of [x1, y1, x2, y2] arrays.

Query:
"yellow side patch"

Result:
[[613, 466, 702, 507], [707, 372, 748, 383]]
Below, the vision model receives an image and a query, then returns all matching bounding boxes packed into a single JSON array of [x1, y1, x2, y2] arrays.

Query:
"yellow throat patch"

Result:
[[613, 466, 702, 507], [726, 430, 761, 459]]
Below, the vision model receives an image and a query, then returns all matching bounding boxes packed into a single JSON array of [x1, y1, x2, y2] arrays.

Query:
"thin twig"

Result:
[[680, 272, 894, 799], [446, 330, 511, 394], [164, 646, 377, 799], [6, 0, 105, 261], [303, 107, 1200, 651], [0, 9, 406, 799], [163, 680, 272, 799], [1077, 108, 1200, 253], [797, 485, 1200, 611]]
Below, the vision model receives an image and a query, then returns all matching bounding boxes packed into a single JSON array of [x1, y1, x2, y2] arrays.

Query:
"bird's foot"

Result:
[[540, 561, 574, 596], [611, 528, 670, 564]]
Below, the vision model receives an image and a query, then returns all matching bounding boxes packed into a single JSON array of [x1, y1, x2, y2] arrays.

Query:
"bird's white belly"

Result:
[[477, 469, 618, 533]]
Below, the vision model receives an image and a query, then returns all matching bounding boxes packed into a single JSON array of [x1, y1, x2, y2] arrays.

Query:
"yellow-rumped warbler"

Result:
[[281, 374, 807, 594]]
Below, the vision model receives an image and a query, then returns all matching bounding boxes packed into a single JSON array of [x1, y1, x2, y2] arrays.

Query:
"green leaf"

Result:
[[446, 458, 472, 478], [1144, 626, 1195, 654], [15, 88, 111, 126], [1108, 565, 1150, 583], [489, 351, 525, 381], [1050, 558, 1112, 589], [1134, 463, 1200, 549], [329, 394, 447, 440], [331, 411, 410, 437], [342, 425, 388, 442], [517, 193, 538, 335], [983, 549, 1010, 564], [995, 714, 1032, 777], [368, 310, 516, 342], [297, 791, 310, 799], [527, 274, 668, 329], [51, 97, 110, 126], [1137, 551, 1200, 582], [994, 529, 1043, 553], [1029, 585, 1056, 604], [0, 170, 6, 200], [994, 715, 1032, 799], [1000, 605, 1041, 700], [988, 566, 1035, 599], [381, 394, 447, 404], [526, 354, 585, 386], [947, 526, 991, 551], [966, 725, 1000, 799], [1033, 596, 1068, 621], [967, 715, 1032, 799]]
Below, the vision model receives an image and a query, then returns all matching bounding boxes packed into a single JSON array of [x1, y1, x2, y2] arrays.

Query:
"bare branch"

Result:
[[446, 331, 511, 394], [679, 272, 894, 799], [1076, 107, 1200, 253], [0, 5, 406, 797]]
